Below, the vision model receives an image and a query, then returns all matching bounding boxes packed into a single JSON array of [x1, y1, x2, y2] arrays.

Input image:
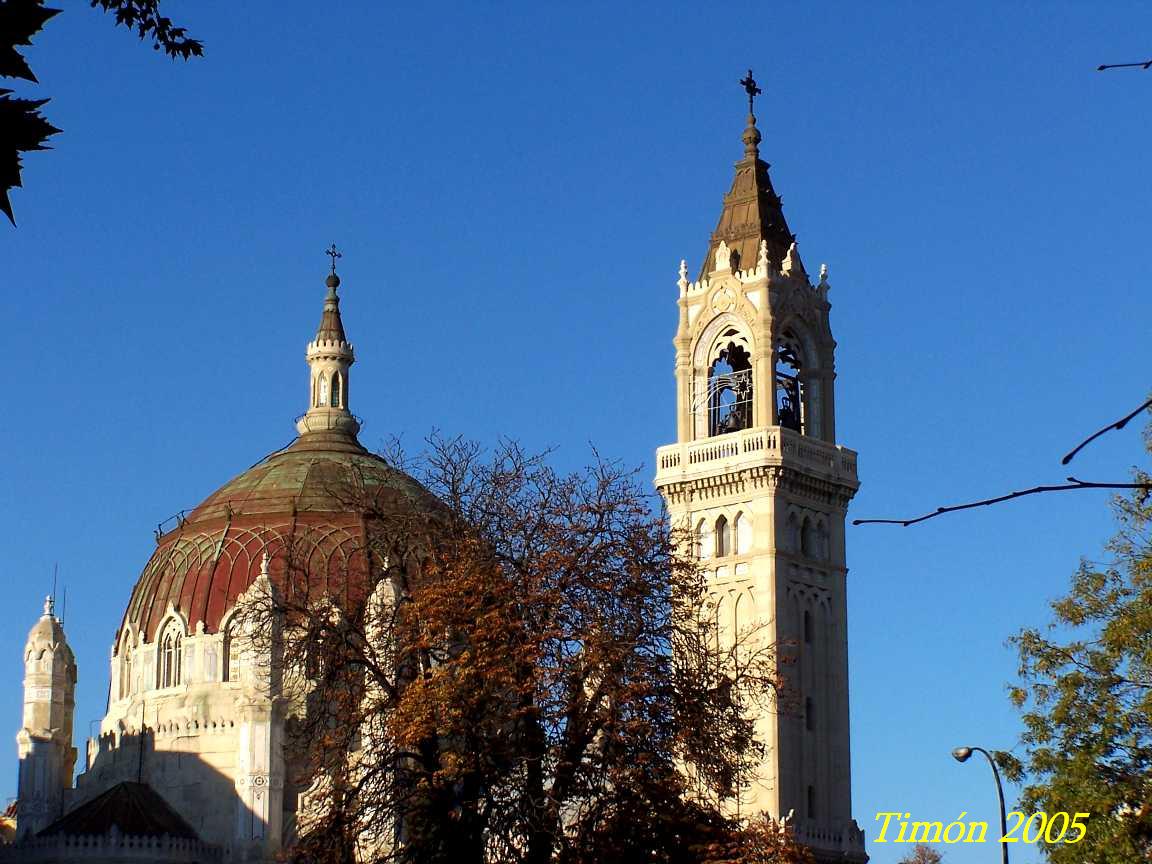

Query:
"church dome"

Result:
[[118, 264, 439, 646], [120, 434, 437, 643]]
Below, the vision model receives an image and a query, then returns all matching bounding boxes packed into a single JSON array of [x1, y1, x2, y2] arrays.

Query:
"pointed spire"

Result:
[[317, 244, 348, 342], [698, 70, 796, 280], [296, 246, 360, 440]]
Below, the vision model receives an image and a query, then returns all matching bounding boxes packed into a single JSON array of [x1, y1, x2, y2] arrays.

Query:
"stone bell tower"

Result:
[[654, 73, 866, 863], [15, 596, 77, 840]]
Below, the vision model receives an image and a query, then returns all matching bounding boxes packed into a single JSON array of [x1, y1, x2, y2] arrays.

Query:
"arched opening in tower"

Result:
[[708, 341, 753, 436], [775, 330, 805, 434]]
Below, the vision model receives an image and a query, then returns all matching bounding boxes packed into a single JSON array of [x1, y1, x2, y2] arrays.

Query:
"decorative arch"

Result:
[[119, 629, 136, 699], [734, 512, 751, 555], [156, 615, 186, 689], [774, 318, 822, 437], [692, 314, 756, 439], [784, 509, 801, 553], [317, 373, 329, 407], [220, 611, 241, 684], [698, 518, 713, 561], [331, 371, 343, 408], [715, 515, 731, 558], [800, 516, 816, 559]]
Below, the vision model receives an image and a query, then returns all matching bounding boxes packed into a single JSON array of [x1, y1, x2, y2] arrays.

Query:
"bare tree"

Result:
[[241, 437, 798, 863]]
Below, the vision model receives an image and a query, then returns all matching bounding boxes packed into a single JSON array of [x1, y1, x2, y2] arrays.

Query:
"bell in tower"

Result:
[[655, 72, 866, 863]]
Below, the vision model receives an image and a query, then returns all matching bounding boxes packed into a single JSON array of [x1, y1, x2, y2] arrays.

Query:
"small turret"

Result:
[[15, 596, 77, 839], [296, 245, 360, 438]]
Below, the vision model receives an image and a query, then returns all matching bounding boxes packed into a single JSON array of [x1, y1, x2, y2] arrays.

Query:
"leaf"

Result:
[[0, 0, 61, 82], [0, 89, 60, 224]]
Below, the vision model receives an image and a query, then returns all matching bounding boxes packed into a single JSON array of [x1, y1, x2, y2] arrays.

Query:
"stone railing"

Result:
[[791, 819, 867, 853], [655, 426, 858, 485], [0, 832, 223, 862]]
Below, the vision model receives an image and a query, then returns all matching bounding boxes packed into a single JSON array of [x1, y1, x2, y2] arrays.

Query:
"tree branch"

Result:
[[853, 478, 1152, 527], [1097, 60, 1152, 71], [1062, 396, 1152, 465]]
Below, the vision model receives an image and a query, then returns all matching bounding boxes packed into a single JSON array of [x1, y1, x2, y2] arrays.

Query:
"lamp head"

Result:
[[952, 746, 973, 763]]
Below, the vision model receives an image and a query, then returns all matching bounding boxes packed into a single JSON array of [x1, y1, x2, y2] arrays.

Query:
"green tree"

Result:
[[1002, 420, 1152, 862], [1, 0, 201, 224]]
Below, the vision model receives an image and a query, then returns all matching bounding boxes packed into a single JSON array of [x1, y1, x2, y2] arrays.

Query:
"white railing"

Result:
[[0, 832, 223, 861], [655, 426, 858, 483]]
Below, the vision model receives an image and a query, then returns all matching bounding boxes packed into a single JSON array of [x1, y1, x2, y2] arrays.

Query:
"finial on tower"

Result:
[[738, 69, 763, 159], [42, 595, 53, 618], [740, 69, 761, 114], [325, 243, 342, 289]]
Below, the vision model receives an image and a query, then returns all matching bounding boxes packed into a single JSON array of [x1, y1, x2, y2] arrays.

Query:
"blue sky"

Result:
[[3, 2, 1151, 861]]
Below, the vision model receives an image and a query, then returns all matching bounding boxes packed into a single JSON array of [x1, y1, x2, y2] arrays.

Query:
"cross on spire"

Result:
[[325, 243, 342, 274], [740, 69, 762, 114]]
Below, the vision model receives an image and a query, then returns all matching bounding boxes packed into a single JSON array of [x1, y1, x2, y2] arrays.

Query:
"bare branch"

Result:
[[854, 478, 1152, 528], [1098, 60, 1152, 71], [1062, 396, 1152, 464]]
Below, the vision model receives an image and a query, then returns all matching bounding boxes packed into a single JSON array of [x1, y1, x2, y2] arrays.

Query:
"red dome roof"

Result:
[[120, 430, 438, 644]]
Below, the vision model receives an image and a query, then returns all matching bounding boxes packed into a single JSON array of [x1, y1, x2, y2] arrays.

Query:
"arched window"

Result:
[[317, 374, 329, 407], [158, 622, 183, 688], [800, 517, 814, 558], [785, 511, 800, 552], [715, 515, 730, 558], [222, 621, 240, 683], [734, 512, 751, 555], [120, 640, 134, 699], [775, 329, 805, 433], [803, 609, 813, 644], [707, 339, 753, 436], [698, 519, 713, 561], [331, 371, 342, 408], [816, 519, 830, 561]]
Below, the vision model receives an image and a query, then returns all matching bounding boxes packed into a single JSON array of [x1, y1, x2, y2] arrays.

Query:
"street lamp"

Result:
[[952, 746, 1008, 864]]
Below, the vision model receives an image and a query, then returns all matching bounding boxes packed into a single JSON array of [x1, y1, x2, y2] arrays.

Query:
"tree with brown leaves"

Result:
[[246, 437, 801, 863], [897, 844, 942, 864]]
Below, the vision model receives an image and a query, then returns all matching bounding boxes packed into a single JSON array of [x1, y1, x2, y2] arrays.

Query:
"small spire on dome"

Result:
[[42, 595, 53, 618], [316, 244, 348, 343], [297, 245, 359, 439], [325, 243, 342, 291]]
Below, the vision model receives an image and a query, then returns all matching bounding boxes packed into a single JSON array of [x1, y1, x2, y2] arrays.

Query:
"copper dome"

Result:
[[119, 430, 438, 644]]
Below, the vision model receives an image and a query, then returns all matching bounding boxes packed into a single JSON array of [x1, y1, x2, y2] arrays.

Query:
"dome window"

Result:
[[119, 640, 134, 699], [318, 374, 329, 407], [222, 620, 240, 683], [158, 621, 184, 688]]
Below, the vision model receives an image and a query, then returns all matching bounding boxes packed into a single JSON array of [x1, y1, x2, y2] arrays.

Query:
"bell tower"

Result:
[[655, 74, 866, 862]]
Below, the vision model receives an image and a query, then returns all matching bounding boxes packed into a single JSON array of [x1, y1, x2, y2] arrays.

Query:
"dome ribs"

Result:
[[119, 447, 439, 644], [184, 510, 234, 634]]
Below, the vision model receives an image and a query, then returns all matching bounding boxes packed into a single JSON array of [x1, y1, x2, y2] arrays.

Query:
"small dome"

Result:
[[119, 431, 440, 645]]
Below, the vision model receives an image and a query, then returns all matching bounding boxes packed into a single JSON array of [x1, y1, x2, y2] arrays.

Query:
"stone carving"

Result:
[[714, 240, 732, 272]]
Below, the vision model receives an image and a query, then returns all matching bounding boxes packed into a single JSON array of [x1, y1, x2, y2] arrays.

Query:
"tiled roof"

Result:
[[39, 781, 198, 840]]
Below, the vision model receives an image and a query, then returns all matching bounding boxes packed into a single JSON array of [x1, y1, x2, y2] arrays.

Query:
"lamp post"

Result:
[[952, 746, 1008, 864]]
